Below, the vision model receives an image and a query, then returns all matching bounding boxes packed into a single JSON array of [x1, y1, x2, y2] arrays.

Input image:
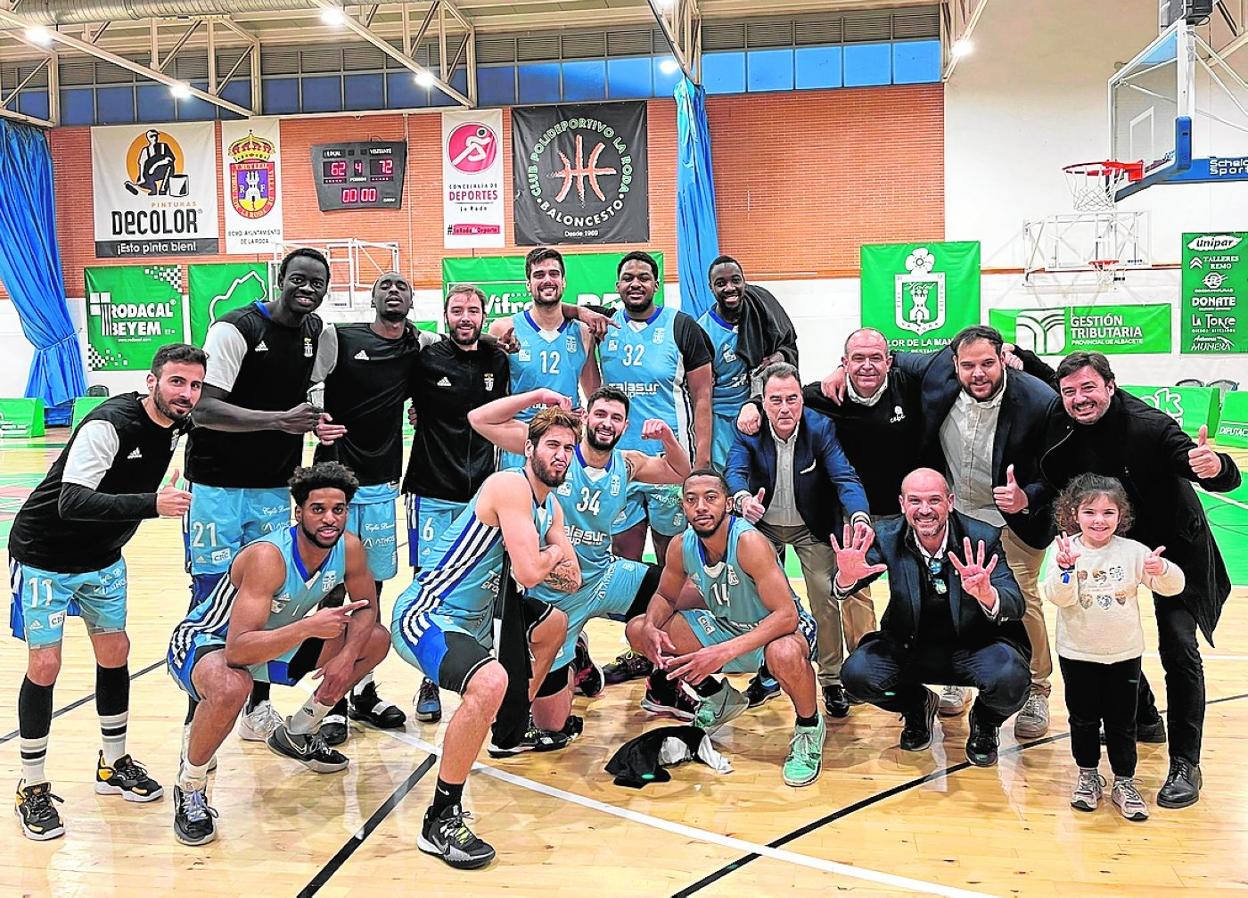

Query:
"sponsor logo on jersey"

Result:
[[354, 349, 370, 360], [437, 377, 452, 387], [556, 482, 572, 496], [256, 340, 268, 352], [211, 548, 230, 564], [322, 570, 339, 591], [49, 611, 66, 628], [271, 592, 290, 614], [518, 350, 532, 362], [127, 447, 143, 460], [28, 619, 43, 631]]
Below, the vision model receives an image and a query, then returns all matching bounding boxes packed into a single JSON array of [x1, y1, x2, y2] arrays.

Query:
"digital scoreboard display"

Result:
[[310, 141, 407, 211]]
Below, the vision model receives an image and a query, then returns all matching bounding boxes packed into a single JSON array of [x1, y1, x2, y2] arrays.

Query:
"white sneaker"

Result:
[[238, 700, 283, 742], [1013, 688, 1050, 739], [181, 724, 218, 772], [937, 685, 969, 717]]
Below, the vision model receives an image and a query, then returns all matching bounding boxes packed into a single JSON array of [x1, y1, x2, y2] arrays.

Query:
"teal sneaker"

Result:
[[782, 715, 826, 787], [693, 681, 748, 732]]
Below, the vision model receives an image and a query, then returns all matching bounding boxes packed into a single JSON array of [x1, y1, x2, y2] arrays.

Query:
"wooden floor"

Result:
[[3, 437, 1248, 897]]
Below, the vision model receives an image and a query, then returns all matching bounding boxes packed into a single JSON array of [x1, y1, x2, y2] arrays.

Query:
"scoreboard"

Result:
[[310, 141, 407, 211]]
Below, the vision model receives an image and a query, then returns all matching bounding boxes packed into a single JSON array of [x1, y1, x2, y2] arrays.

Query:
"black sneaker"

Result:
[[418, 803, 495, 869], [15, 780, 64, 841], [899, 689, 940, 751], [745, 671, 781, 708], [573, 634, 605, 698], [604, 649, 653, 685], [966, 715, 1000, 767], [95, 752, 164, 802], [823, 684, 851, 719], [414, 678, 442, 723], [266, 722, 350, 773], [1136, 714, 1167, 744], [1157, 758, 1202, 809], [639, 669, 698, 721], [322, 700, 349, 747], [487, 719, 571, 758], [350, 681, 407, 729], [173, 783, 218, 846], [560, 715, 585, 741]]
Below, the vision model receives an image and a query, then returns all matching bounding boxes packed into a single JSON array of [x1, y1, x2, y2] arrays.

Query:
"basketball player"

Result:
[[312, 271, 433, 741], [167, 463, 391, 846], [10, 344, 204, 841], [184, 247, 343, 745], [626, 469, 824, 787], [598, 250, 713, 683], [390, 407, 580, 869], [468, 385, 691, 734], [486, 247, 601, 470]]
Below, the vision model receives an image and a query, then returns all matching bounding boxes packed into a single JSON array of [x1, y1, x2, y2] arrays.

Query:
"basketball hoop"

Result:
[[1089, 258, 1121, 287], [1062, 160, 1145, 211]]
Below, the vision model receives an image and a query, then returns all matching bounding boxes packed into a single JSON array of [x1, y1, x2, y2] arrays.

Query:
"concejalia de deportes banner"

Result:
[[860, 242, 981, 351], [442, 108, 505, 248], [989, 304, 1172, 355], [85, 265, 185, 371]]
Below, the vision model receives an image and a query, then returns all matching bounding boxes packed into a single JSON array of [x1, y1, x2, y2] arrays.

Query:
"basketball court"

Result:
[[3, 0, 1248, 895]]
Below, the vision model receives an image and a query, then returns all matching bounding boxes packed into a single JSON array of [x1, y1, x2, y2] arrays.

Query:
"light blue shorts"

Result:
[[533, 558, 652, 669], [185, 484, 290, 575], [349, 483, 399, 581], [405, 495, 470, 571], [167, 629, 324, 702], [710, 410, 743, 470], [615, 480, 687, 536], [679, 606, 817, 674], [10, 558, 127, 648]]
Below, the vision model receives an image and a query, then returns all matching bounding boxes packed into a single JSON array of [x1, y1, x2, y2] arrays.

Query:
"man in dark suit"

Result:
[[1033, 351, 1242, 808], [883, 326, 1058, 738], [726, 363, 871, 717], [836, 468, 1031, 767]]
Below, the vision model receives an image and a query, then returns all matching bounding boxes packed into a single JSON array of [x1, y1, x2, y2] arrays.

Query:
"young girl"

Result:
[[1044, 473, 1185, 822]]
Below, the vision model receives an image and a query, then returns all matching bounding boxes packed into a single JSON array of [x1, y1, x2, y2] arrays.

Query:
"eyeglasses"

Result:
[[927, 557, 948, 595]]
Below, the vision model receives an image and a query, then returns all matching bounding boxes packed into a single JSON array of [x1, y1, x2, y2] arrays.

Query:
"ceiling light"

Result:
[[25, 25, 53, 47], [320, 6, 346, 25], [170, 82, 191, 99], [951, 39, 973, 58], [415, 70, 436, 87]]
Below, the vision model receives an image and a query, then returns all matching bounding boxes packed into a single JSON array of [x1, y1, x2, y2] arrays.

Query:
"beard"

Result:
[[450, 322, 482, 346], [689, 510, 726, 539], [300, 520, 343, 549], [585, 425, 621, 452], [153, 390, 191, 424], [378, 304, 409, 323], [530, 454, 568, 488]]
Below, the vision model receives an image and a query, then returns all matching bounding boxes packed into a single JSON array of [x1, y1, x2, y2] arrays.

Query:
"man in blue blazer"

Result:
[[726, 363, 871, 718], [835, 468, 1031, 767]]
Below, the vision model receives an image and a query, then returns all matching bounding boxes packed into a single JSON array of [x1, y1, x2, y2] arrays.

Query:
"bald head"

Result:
[[372, 270, 412, 322], [843, 328, 891, 398], [900, 467, 953, 543]]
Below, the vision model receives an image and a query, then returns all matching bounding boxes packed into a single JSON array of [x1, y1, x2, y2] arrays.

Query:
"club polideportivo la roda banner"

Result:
[[442, 252, 665, 322], [860, 242, 981, 351]]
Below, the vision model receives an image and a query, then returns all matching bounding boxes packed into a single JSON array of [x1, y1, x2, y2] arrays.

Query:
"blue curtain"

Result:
[[674, 76, 720, 321], [0, 121, 86, 424]]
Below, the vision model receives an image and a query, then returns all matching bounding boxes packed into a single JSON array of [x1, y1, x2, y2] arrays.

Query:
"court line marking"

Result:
[[675, 690, 1248, 895], [1199, 488, 1248, 513], [0, 658, 165, 745], [378, 728, 996, 898], [297, 752, 437, 898]]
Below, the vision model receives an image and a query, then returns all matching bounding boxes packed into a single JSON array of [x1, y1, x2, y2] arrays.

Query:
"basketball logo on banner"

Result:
[[511, 102, 649, 245]]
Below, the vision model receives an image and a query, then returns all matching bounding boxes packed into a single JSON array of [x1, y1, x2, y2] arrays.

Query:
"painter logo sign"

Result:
[[447, 122, 499, 174], [228, 130, 277, 220], [895, 247, 945, 336]]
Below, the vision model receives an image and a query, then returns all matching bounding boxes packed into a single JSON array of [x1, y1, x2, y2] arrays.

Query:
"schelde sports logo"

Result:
[[447, 122, 499, 174], [1187, 235, 1242, 252], [526, 115, 635, 228]]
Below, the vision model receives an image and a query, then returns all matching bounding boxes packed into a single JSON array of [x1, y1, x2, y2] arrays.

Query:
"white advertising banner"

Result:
[[442, 108, 505, 248], [91, 122, 219, 257], [221, 117, 285, 255]]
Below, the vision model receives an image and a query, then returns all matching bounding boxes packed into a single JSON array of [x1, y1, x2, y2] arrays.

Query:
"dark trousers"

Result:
[[1058, 655, 1141, 778], [842, 632, 1031, 727], [1134, 597, 1205, 764]]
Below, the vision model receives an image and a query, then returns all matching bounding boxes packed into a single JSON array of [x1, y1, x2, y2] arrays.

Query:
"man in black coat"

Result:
[[1033, 351, 1241, 809], [834, 468, 1031, 767]]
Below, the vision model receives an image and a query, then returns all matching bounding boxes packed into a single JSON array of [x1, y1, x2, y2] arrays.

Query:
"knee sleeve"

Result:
[[537, 663, 573, 698]]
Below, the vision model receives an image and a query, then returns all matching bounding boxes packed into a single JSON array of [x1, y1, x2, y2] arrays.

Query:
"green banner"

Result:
[[70, 396, 110, 431], [1122, 384, 1221, 438], [861, 241, 980, 351], [187, 262, 270, 346], [0, 398, 45, 438], [990, 304, 1171, 355], [1215, 391, 1248, 448], [1181, 232, 1248, 353], [85, 265, 185, 371], [441, 252, 665, 322]]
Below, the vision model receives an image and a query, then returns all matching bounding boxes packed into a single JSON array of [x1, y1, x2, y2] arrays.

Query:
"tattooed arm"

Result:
[[541, 501, 582, 594]]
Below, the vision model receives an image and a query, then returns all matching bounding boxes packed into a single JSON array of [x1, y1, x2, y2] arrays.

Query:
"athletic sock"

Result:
[[19, 677, 54, 787], [247, 681, 272, 712], [288, 697, 333, 736], [352, 670, 376, 698], [178, 757, 211, 792], [796, 712, 819, 728], [329, 697, 348, 718], [695, 677, 726, 698], [431, 778, 464, 815], [96, 663, 130, 764]]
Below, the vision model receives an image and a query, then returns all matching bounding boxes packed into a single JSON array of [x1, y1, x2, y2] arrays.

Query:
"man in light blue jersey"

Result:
[[167, 462, 392, 846], [598, 251, 713, 680], [487, 247, 601, 470], [469, 385, 691, 735], [626, 469, 825, 787], [390, 407, 580, 870]]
